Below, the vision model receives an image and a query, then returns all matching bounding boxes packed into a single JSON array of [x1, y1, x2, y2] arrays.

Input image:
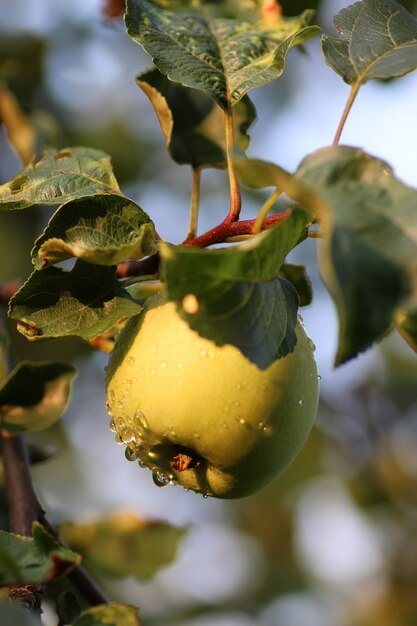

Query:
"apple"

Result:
[[105, 291, 319, 498]]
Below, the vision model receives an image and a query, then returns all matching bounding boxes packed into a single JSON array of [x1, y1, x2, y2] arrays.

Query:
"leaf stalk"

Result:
[[224, 105, 242, 222], [333, 82, 361, 145]]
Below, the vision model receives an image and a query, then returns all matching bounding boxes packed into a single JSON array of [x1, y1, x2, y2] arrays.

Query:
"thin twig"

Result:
[[252, 188, 281, 234], [183, 211, 290, 248], [333, 82, 361, 145], [223, 104, 241, 222], [184, 167, 201, 242]]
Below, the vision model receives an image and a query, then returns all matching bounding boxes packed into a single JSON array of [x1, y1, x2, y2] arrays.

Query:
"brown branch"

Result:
[[1, 431, 44, 615], [116, 252, 160, 280], [0, 431, 108, 608]]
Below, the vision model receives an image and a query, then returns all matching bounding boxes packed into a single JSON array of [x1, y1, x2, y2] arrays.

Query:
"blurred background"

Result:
[[1, 1, 417, 625]]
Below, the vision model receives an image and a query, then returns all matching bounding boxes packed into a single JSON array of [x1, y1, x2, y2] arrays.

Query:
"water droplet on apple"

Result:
[[127, 356, 135, 366], [115, 434, 124, 445], [298, 399, 304, 406], [125, 447, 137, 461], [108, 389, 115, 402], [121, 428, 134, 443], [138, 459, 147, 468], [199, 349, 207, 357], [116, 417, 125, 428], [160, 360, 167, 368], [317, 374, 322, 381], [109, 418, 117, 432], [202, 493, 210, 499], [235, 416, 245, 425], [134, 410, 148, 431], [193, 432, 200, 439], [149, 367, 156, 375], [105, 401, 113, 416], [152, 470, 171, 488], [117, 400, 124, 409]]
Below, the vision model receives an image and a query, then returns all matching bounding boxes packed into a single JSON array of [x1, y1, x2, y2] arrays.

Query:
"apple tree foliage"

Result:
[[0, 0, 416, 623]]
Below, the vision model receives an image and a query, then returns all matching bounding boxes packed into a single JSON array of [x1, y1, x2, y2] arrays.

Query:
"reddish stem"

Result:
[[183, 211, 290, 248]]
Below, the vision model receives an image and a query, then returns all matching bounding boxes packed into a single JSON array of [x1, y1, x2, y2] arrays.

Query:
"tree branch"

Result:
[[0, 430, 108, 608]]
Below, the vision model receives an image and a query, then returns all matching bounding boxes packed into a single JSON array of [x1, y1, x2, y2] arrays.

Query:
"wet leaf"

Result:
[[0, 522, 80, 586], [60, 513, 187, 582], [137, 68, 256, 167], [72, 604, 141, 626], [31, 194, 157, 269], [126, 0, 319, 110], [8, 262, 142, 341], [0, 361, 76, 432], [322, 0, 417, 85], [160, 208, 311, 369], [0, 147, 120, 210], [295, 145, 417, 364]]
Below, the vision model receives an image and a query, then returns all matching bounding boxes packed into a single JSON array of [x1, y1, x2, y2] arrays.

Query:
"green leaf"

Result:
[[160, 208, 311, 369], [0, 147, 120, 211], [57, 591, 82, 626], [31, 194, 157, 270], [60, 513, 187, 582], [0, 605, 41, 626], [295, 145, 417, 364], [280, 263, 313, 307], [8, 262, 142, 341], [137, 68, 256, 167], [322, 0, 417, 85], [72, 604, 141, 626], [0, 522, 80, 586], [126, 0, 319, 109], [0, 361, 76, 432]]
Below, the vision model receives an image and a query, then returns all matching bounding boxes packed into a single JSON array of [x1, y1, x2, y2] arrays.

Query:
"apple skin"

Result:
[[105, 293, 319, 499]]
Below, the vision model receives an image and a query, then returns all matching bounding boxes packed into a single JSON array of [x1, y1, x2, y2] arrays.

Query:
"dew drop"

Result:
[[117, 400, 124, 409], [109, 418, 117, 432], [257, 421, 266, 431], [235, 416, 245, 425], [193, 432, 200, 439], [138, 460, 147, 468], [134, 410, 148, 430], [116, 417, 125, 428], [307, 338, 316, 352], [202, 493, 210, 499], [127, 356, 135, 366], [149, 367, 156, 375], [115, 433, 124, 445], [121, 428, 134, 443], [199, 349, 207, 357], [298, 399, 305, 406], [105, 401, 113, 416], [125, 447, 137, 461], [317, 374, 322, 381], [108, 389, 115, 402], [152, 470, 171, 488]]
